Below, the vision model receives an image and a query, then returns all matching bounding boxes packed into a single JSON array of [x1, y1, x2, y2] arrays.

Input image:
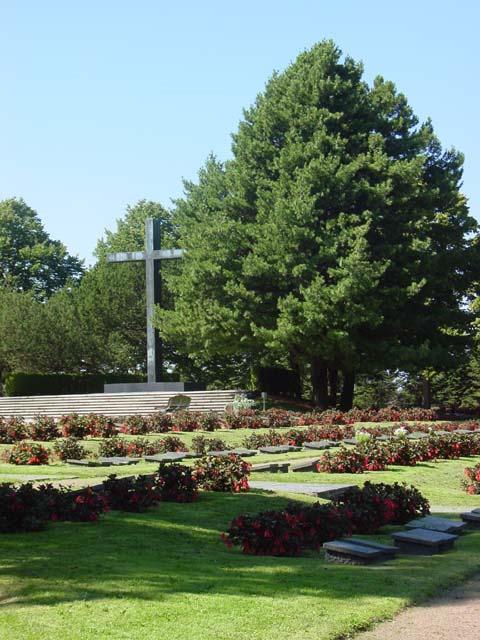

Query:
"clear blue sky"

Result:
[[1, 1, 479, 264]]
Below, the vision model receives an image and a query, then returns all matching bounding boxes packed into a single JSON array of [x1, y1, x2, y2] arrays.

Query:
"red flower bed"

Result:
[[53, 437, 88, 461], [156, 463, 199, 502], [195, 454, 251, 492], [119, 415, 151, 435], [0, 482, 51, 532], [4, 442, 50, 465], [58, 413, 89, 438], [222, 482, 430, 556], [463, 463, 480, 494], [0, 417, 29, 443], [316, 445, 387, 474], [102, 474, 161, 512], [125, 438, 165, 457], [171, 411, 202, 432], [30, 415, 59, 441]]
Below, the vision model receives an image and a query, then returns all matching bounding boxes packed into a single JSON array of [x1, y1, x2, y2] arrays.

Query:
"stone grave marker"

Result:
[[323, 539, 398, 565], [231, 448, 258, 457], [290, 458, 319, 472], [391, 528, 458, 554], [407, 431, 429, 440], [304, 440, 335, 450], [67, 459, 112, 467], [405, 515, 467, 535], [460, 510, 480, 529], [144, 452, 186, 463], [258, 445, 301, 454], [98, 457, 140, 466]]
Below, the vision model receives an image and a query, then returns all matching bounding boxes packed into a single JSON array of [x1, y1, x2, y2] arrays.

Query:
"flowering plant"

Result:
[[0, 417, 29, 443], [195, 454, 251, 492], [30, 415, 59, 441], [125, 438, 165, 457], [191, 435, 230, 455], [156, 463, 199, 502], [53, 437, 88, 461], [103, 474, 161, 511], [58, 413, 89, 438], [98, 437, 129, 457], [119, 414, 150, 435], [4, 442, 50, 465], [0, 482, 51, 532], [462, 463, 480, 494]]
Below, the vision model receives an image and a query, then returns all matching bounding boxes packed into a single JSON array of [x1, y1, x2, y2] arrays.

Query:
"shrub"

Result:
[[222, 503, 350, 556], [0, 483, 51, 532], [156, 463, 199, 502], [463, 463, 480, 494], [191, 435, 230, 455], [125, 438, 165, 457], [147, 412, 174, 433], [58, 413, 88, 439], [102, 474, 161, 511], [84, 414, 117, 438], [232, 394, 256, 413], [223, 409, 264, 430], [316, 446, 386, 474], [0, 416, 29, 443], [119, 415, 150, 435], [262, 408, 295, 429], [30, 415, 59, 441], [198, 411, 223, 431], [332, 482, 430, 532], [171, 411, 202, 432], [5, 442, 50, 465], [66, 487, 109, 522], [195, 454, 250, 492], [159, 435, 188, 452], [242, 430, 287, 449], [53, 437, 88, 461], [98, 437, 129, 457]]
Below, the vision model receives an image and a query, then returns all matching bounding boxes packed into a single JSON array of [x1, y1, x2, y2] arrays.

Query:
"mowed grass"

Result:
[[1, 491, 480, 640]]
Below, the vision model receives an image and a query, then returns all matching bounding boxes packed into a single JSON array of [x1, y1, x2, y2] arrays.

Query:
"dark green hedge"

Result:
[[3, 372, 146, 397]]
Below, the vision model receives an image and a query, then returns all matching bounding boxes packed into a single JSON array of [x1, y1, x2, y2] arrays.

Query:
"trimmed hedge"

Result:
[[4, 372, 145, 397]]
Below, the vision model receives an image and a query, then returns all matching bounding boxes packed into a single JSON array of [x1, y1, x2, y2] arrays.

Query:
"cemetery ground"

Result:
[[0, 424, 479, 639]]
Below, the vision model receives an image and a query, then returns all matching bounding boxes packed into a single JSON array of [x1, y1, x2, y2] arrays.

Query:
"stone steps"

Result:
[[0, 389, 240, 419]]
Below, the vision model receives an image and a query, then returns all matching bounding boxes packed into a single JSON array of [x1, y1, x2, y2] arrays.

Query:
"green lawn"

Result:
[[1, 426, 480, 639], [0, 491, 480, 640]]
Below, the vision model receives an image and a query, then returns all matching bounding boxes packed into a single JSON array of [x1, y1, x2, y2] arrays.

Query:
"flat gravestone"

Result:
[[461, 510, 480, 529], [231, 448, 258, 457], [291, 458, 319, 472], [405, 515, 467, 535], [454, 429, 475, 435], [407, 431, 429, 440], [67, 459, 112, 467], [376, 435, 393, 441], [144, 452, 186, 463], [304, 440, 335, 450], [258, 445, 301, 454], [342, 438, 357, 445], [208, 450, 234, 457], [391, 528, 458, 555], [251, 462, 274, 472], [98, 457, 140, 466], [323, 539, 396, 565], [249, 480, 355, 499]]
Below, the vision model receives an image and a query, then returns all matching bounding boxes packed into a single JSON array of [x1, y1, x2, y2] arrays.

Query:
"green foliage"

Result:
[[160, 40, 478, 407], [4, 372, 144, 396], [0, 198, 83, 299]]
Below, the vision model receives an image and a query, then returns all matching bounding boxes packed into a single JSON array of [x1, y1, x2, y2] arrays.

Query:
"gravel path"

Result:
[[354, 574, 480, 640]]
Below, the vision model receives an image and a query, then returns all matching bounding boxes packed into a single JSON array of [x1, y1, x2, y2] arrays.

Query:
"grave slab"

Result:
[[391, 528, 458, 555], [323, 539, 391, 565], [342, 438, 358, 445], [249, 480, 355, 499], [304, 440, 336, 450], [66, 459, 112, 467], [258, 445, 302, 454], [290, 458, 319, 472], [231, 448, 258, 457], [208, 450, 234, 457], [98, 457, 140, 466], [405, 515, 467, 534], [407, 431, 429, 440], [460, 510, 480, 529], [144, 452, 186, 463]]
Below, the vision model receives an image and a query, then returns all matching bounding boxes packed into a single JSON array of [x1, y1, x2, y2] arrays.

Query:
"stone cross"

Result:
[[106, 218, 183, 384]]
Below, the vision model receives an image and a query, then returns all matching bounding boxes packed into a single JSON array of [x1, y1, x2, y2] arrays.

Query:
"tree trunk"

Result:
[[422, 378, 431, 409], [311, 358, 329, 409], [340, 370, 355, 411], [328, 368, 338, 407]]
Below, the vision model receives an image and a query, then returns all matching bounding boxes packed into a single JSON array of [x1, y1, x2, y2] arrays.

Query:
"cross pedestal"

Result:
[[103, 218, 204, 393]]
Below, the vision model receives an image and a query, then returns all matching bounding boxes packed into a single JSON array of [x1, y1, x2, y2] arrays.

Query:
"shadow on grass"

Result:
[[1, 490, 480, 611]]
